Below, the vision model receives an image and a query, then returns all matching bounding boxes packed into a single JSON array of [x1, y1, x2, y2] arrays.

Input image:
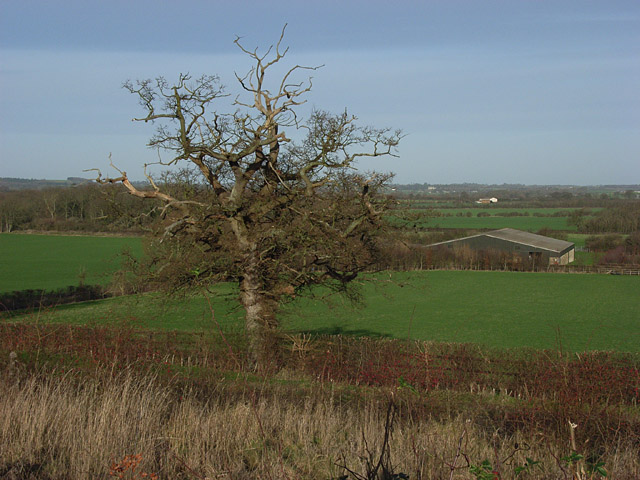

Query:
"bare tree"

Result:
[[93, 27, 402, 367]]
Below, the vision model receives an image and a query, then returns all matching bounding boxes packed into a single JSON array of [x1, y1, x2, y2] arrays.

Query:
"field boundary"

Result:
[[548, 263, 640, 275], [383, 263, 640, 275]]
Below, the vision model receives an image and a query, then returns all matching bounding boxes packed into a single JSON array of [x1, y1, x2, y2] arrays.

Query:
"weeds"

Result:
[[1, 323, 638, 478]]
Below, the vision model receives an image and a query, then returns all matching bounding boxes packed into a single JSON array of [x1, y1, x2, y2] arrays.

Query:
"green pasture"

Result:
[[395, 207, 600, 231], [0, 234, 143, 292], [7, 270, 639, 353], [408, 207, 587, 215], [567, 234, 588, 248], [284, 271, 640, 353], [417, 215, 573, 231]]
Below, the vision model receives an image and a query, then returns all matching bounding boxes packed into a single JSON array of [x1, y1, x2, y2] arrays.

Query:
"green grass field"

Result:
[[395, 207, 600, 231], [284, 271, 640, 353], [7, 270, 639, 353], [422, 207, 592, 215], [419, 215, 573, 230], [0, 233, 143, 292]]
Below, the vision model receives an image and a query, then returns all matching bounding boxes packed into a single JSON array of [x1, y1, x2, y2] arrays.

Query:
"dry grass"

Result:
[[1, 367, 639, 480]]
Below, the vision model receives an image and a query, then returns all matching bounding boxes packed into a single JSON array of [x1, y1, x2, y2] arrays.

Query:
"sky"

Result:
[[0, 0, 638, 185]]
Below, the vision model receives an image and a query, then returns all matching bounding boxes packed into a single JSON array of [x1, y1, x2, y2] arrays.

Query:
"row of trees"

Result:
[[0, 184, 160, 233], [5, 185, 634, 236], [586, 232, 640, 265], [396, 188, 637, 208], [575, 204, 640, 234]]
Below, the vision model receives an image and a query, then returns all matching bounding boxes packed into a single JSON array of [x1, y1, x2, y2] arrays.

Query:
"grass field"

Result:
[[413, 214, 575, 231], [8, 270, 639, 353], [0, 233, 143, 292], [413, 207, 594, 215], [412, 212, 576, 232], [395, 207, 600, 231]]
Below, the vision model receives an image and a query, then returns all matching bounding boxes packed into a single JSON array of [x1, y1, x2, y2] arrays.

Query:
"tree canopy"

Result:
[[94, 27, 402, 366]]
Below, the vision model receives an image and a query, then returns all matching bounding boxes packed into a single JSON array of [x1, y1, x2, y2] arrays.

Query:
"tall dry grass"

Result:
[[1, 368, 639, 479]]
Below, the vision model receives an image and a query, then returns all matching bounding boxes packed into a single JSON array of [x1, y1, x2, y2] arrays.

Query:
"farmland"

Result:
[[392, 206, 598, 231], [6, 268, 639, 353], [415, 214, 572, 230], [2, 223, 640, 478], [0, 233, 143, 292]]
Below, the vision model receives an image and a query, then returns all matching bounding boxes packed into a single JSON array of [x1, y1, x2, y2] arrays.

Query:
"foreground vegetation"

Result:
[[1, 323, 638, 479]]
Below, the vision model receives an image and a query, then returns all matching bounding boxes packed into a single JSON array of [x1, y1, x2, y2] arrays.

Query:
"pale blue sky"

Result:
[[1, 0, 638, 185]]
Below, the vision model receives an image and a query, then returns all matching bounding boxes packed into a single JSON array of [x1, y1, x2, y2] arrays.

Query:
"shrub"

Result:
[[585, 234, 623, 252]]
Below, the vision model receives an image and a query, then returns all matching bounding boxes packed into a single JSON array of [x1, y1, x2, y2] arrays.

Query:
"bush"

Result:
[[585, 234, 623, 252], [598, 246, 640, 265], [625, 232, 640, 255]]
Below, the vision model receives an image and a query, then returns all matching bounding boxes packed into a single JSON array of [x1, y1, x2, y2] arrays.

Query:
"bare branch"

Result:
[[87, 155, 207, 212], [97, 28, 401, 368]]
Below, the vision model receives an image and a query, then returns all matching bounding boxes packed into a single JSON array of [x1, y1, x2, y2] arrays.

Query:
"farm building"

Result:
[[427, 228, 575, 265], [475, 197, 498, 204]]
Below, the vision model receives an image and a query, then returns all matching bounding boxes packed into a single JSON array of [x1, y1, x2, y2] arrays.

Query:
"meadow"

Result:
[[412, 214, 573, 231], [8, 270, 639, 353], [395, 207, 600, 231], [2, 233, 637, 352], [0, 233, 143, 292]]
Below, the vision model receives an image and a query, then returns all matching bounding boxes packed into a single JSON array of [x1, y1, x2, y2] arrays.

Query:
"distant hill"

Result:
[[389, 183, 640, 195], [2, 177, 639, 195], [0, 177, 92, 191]]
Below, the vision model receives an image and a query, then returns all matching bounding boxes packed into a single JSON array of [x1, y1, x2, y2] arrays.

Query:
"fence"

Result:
[[548, 263, 640, 275]]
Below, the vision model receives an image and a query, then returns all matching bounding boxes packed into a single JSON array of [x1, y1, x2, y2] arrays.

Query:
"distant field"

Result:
[[7, 270, 639, 353], [418, 215, 573, 230], [0, 233, 143, 292], [394, 207, 600, 231], [414, 207, 591, 215]]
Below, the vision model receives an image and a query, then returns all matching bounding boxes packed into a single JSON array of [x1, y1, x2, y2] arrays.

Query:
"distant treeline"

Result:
[[0, 177, 90, 191], [1, 180, 638, 236], [571, 204, 640, 234], [395, 186, 639, 208], [0, 173, 214, 233], [0, 184, 162, 233], [585, 232, 640, 265]]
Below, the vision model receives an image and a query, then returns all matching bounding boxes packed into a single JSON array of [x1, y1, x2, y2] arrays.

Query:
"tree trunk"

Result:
[[238, 244, 279, 371]]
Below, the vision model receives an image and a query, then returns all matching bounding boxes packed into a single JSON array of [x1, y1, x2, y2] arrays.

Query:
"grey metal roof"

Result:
[[426, 228, 574, 254], [485, 228, 574, 253]]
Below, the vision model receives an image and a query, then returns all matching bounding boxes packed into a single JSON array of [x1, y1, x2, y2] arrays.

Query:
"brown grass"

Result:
[[1, 366, 639, 480], [1, 323, 639, 478]]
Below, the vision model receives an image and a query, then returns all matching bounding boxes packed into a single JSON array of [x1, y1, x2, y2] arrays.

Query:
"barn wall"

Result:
[[447, 235, 548, 256], [445, 235, 579, 265], [435, 233, 575, 266], [555, 249, 575, 265]]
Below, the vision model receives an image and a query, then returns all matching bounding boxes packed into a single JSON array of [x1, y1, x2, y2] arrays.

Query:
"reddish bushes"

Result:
[[2, 323, 638, 447]]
